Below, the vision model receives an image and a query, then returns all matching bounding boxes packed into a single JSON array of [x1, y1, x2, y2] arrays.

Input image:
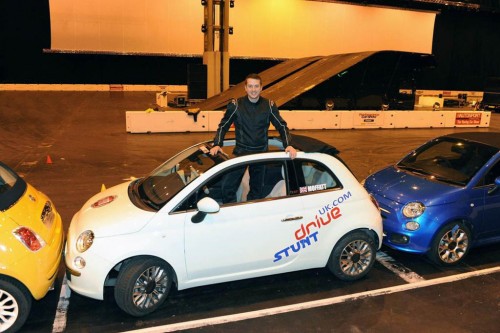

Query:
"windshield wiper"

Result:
[[397, 164, 431, 175], [398, 166, 465, 186], [141, 197, 161, 210], [429, 174, 465, 186]]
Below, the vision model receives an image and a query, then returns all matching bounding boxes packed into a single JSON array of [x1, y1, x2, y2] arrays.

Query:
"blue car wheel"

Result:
[[428, 222, 471, 266]]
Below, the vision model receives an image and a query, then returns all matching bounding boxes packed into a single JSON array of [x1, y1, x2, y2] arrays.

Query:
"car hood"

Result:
[[74, 181, 156, 237], [364, 166, 463, 206]]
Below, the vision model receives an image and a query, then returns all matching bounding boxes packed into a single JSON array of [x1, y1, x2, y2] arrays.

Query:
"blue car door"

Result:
[[473, 159, 500, 242]]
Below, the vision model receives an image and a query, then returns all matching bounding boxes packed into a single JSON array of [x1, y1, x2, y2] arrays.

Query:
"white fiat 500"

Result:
[[65, 135, 382, 317]]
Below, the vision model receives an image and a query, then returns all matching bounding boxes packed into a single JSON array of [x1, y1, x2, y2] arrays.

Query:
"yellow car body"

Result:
[[1, 184, 64, 298], [0, 162, 64, 332]]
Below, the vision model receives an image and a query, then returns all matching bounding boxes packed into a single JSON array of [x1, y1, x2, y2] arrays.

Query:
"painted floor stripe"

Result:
[[376, 251, 425, 283], [52, 274, 71, 333], [119, 265, 500, 333]]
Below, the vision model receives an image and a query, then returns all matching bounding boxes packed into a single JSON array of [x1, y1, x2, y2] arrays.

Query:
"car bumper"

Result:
[[376, 196, 434, 254], [13, 212, 65, 300], [64, 210, 120, 300], [64, 238, 112, 301], [382, 223, 432, 254]]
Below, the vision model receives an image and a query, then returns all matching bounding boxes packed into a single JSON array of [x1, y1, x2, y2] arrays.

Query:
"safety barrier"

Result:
[[125, 110, 491, 133]]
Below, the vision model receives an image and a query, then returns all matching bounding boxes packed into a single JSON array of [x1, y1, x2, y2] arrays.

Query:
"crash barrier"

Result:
[[0, 83, 186, 92], [125, 110, 491, 133]]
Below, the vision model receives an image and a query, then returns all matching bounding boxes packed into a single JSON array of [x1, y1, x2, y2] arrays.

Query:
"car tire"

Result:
[[0, 277, 32, 333], [428, 222, 471, 266], [114, 257, 173, 317], [327, 231, 376, 281]]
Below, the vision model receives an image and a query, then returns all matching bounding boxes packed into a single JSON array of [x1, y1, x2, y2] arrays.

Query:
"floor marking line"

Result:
[[119, 265, 500, 333], [376, 251, 425, 283], [52, 274, 71, 333]]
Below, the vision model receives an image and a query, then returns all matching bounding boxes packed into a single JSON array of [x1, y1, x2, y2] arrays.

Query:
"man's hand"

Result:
[[210, 145, 222, 156], [285, 146, 297, 159]]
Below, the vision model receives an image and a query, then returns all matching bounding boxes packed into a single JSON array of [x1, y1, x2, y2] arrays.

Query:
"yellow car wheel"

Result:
[[0, 278, 32, 333]]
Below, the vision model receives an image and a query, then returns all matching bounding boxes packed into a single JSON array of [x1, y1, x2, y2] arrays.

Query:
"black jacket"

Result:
[[213, 96, 292, 154]]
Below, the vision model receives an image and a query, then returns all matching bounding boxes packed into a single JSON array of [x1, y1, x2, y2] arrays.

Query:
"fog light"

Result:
[[74, 256, 86, 269], [405, 221, 420, 231], [389, 233, 410, 244]]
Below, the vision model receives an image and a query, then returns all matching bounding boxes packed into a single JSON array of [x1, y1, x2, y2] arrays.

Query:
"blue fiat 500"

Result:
[[364, 132, 500, 265]]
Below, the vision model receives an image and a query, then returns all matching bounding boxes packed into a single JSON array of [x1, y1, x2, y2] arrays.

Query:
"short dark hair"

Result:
[[245, 73, 262, 85]]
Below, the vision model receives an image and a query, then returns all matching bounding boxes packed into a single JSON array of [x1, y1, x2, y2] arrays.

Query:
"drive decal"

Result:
[[273, 191, 352, 262]]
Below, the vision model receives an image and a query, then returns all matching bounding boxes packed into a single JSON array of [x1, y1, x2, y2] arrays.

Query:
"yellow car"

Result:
[[0, 161, 64, 333]]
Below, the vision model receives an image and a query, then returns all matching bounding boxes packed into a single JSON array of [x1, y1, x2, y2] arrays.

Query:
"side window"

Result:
[[482, 161, 500, 186], [174, 165, 246, 212], [173, 160, 287, 212], [223, 161, 286, 203], [287, 159, 340, 196]]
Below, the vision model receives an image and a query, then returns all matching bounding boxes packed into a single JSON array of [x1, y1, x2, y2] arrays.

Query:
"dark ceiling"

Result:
[[307, 0, 500, 14]]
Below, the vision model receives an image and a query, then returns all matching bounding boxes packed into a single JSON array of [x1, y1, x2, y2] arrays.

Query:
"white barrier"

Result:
[[125, 110, 491, 133], [0, 83, 185, 92]]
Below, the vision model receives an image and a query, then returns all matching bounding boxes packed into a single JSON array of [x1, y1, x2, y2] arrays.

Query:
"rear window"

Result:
[[0, 162, 27, 211]]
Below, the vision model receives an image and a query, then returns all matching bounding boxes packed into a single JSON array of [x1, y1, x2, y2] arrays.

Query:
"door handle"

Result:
[[281, 216, 303, 222]]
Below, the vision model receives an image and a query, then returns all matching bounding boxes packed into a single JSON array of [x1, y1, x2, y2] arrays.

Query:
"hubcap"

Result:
[[438, 227, 469, 264], [0, 290, 19, 331], [339, 240, 373, 276], [132, 266, 169, 309]]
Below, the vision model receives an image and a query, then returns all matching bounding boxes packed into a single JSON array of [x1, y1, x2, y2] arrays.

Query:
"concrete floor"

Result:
[[1, 91, 499, 333]]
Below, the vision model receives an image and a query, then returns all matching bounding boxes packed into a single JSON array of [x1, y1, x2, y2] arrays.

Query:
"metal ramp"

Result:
[[188, 56, 322, 111], [186, 51, 384, 111], [263, 51, 375, 107]]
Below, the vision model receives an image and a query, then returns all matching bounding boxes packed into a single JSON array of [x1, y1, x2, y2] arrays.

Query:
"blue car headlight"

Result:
[[402, 201, 426, 218]]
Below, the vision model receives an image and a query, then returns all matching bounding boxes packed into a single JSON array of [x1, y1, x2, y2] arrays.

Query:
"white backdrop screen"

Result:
[[49, 0, 435, 58]]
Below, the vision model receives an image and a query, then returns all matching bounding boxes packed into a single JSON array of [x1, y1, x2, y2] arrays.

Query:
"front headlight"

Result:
[[76, 230, 94, 253], [402, 202, 426, 218]]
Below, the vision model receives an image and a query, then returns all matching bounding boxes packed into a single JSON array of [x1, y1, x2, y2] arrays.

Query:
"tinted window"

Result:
[[287, 159, 341, 196], [175, 158, 342, 212], [481, 161, 500, 186], [398, 138, 498, 186], [0, 162, 27, 211]]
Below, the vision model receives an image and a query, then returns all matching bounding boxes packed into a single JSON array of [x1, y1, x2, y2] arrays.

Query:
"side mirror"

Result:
[[487, 176, 500, 195], [191, 197, 220, 223]]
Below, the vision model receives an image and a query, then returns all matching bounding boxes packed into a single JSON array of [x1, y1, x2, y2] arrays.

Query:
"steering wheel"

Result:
[[435, 156, 452, 168]]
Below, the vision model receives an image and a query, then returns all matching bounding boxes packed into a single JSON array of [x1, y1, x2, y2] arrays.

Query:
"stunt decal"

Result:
[[273, 191, 352, 262], [273, 231, 319, 263]]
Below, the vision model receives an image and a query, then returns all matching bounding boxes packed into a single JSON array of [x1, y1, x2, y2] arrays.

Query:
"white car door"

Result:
[[183, 159, 321, 283], [184, 195, 309, 282]]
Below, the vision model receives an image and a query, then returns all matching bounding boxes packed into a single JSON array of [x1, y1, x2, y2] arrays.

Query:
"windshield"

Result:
[[397, 137, 498, 186], [134, 143, 227, 210], [0, 162, 27, 211]]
